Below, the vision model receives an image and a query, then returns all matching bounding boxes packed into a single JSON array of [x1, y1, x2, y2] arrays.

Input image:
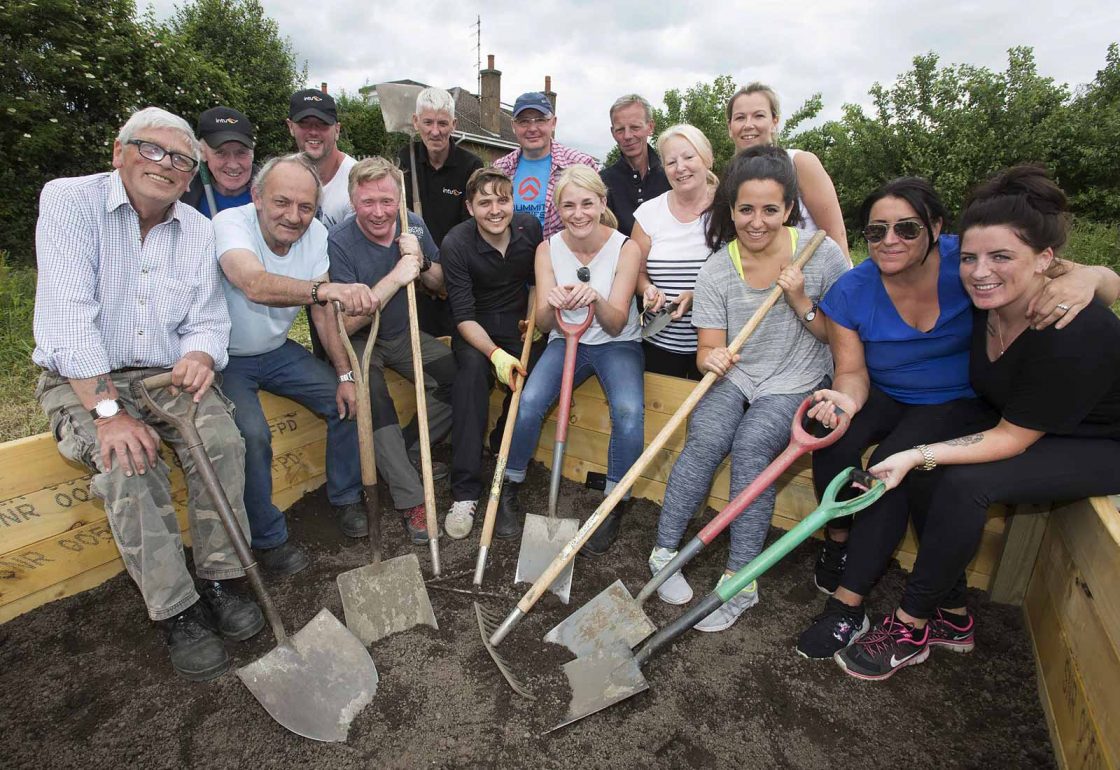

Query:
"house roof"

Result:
[[359, 80, 518, 150]]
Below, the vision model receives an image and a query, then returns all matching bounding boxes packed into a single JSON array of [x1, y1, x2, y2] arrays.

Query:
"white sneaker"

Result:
[[445, 500, 477, 540], [648, 546, 694, 605], [694, 575, 759, 633]]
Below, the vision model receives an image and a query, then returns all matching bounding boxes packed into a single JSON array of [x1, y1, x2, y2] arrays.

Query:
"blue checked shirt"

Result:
[[32, 171, 231, 378]]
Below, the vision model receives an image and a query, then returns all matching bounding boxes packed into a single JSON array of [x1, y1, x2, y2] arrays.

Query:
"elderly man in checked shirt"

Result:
[[32, 107, 264, 682]]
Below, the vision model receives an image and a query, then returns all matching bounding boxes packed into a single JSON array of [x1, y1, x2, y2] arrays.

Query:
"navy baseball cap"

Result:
[[512, 92, 554, 117], [197, 106, 255, 148], [289, 89, 338, 124]]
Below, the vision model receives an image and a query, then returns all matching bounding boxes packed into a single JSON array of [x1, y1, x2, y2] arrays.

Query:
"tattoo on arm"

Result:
[[945, 433, 984, 446], [94, 375, 111, 395]]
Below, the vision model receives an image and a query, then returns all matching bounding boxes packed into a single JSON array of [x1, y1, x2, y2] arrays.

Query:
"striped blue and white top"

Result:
[[633, 192, 713, 354]]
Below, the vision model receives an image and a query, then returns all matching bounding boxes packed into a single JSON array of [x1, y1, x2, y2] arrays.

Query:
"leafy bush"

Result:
[[0, 252, 47, 440]]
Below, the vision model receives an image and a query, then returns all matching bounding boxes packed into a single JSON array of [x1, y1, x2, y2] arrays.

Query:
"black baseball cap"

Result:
[[197, 106, 255, 148], [289, 89, 338, 124]]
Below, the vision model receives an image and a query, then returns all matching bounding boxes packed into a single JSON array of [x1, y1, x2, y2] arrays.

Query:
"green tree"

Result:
[[166, 0, 303, 159], [334, 92, 407, 159], [0, 0, 236, 262], [652, 74, 740, 170]]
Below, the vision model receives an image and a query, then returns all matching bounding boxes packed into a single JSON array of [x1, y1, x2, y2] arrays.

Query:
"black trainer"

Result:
[[335, 502, 368, 538], [796, 596, 870, 659], [198, 580, 264, 641], [494, 480, 523, 540], [835, 612, 930, 680], [253, 541, 310, 576], [161, 602, 229, 682], [579, 500, 627, 558], [814, 536, 847, 595]]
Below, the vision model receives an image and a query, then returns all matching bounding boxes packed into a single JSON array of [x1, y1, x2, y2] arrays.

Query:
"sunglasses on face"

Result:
[[127, 139, 198, 172], [863, 220, 925, 243]]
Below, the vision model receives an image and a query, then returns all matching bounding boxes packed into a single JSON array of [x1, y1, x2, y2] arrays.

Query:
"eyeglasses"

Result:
[[514, 116, 551, 127], [863, 220, 925, 243], [126, 139, 198, 172]]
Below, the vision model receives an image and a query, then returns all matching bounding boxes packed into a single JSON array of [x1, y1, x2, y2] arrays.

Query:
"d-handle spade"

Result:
[[474, 290, 537, 586], [133, 373, 377, 743], [546, 397, 850, 658], [553, 467, 885, 732], [488, 231, 828, 647]]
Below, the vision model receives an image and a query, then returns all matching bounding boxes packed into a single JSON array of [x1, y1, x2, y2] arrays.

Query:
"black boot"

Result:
[[198, 580, 265, 641], [160, 601, 229, 682], [580, 500, 627, 558], [495, 480, 524, 540]]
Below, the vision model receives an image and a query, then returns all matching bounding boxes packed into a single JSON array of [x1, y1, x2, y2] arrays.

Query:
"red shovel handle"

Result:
[[553, 306, 593, 444], [697, 396, 850, 546]]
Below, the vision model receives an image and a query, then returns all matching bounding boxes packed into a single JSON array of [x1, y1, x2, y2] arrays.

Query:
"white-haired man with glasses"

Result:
[[492, 91, 599, 238], [33, 106, 264, 683]]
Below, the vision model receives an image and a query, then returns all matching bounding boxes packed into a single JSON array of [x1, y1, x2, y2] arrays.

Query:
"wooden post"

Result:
[[989, 503, 1050, 605]]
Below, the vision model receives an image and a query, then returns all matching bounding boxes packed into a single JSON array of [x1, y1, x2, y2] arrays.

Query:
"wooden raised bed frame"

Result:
[[1, 370, 1116, 768]]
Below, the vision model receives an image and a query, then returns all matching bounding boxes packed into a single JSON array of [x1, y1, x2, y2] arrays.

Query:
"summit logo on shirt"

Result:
[[518, 177, 542, 201]]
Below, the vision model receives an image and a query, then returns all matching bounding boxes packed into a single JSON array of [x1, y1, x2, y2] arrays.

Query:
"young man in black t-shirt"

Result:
[[439, 169, 543, 539]]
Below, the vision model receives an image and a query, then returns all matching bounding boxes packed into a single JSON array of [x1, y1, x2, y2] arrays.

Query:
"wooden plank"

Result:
[[1052, 497, 1120, 656], [1032, 528, 1120, 768], [0, 561, 126, 625], [988, 504, 1049, 605]]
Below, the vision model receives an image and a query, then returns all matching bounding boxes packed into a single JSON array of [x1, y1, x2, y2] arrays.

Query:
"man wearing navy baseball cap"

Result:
[[182, 106, 257, 219], [492, 90, 599, 238], [287, 88, 357, 228]]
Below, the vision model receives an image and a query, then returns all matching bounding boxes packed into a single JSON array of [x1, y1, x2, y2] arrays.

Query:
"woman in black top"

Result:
[[824, 166, 1120, 681]]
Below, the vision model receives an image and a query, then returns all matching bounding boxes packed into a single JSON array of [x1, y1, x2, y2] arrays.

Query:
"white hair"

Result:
[[117, 107, 200, 163], [415, 87, 456, 119], [253, 153, 323, 208]]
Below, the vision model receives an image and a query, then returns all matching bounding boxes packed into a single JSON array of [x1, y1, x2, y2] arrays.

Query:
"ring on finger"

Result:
[[1057, 303, 1071, 312]]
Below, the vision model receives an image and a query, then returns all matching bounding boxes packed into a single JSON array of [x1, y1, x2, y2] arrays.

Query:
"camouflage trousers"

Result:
[[37, 368, 251, 621]]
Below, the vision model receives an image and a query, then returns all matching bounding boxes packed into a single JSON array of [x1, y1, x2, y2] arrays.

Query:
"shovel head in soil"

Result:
[[515, 512, 579, 604], [543, 578, 656, 658], [554, 642, 648, 731], [236, 608, 379, 743], [338, 552, 438, 646]]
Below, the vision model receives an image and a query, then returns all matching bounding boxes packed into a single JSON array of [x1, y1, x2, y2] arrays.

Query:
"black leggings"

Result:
[[879, 435, 1120, 618], [813, 387, 998, 608], [642, 340, 701, 380]]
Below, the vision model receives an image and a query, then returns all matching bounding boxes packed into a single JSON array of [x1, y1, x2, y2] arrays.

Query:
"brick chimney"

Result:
[[480, 54, 501, 136], [544, 75, 557, 114], [320, 82, 328, 94]]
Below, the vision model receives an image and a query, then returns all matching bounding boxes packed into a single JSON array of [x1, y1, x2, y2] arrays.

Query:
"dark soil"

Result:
[[0, 450, 1055, 769]]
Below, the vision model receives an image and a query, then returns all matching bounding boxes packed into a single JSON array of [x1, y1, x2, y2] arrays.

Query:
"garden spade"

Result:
[[374, 82, 425, 216], [545, 397, 850, 658], [334, 307, 438, 646], [488, 231, 827, 648], [134, 373, 377, 743], [553, 467, 885, 731], [514, 302, 594, 604]]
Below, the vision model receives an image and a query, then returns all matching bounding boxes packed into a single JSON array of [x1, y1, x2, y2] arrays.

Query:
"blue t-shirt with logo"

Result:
[[199, 186, 252, 219], [513, 154, 551, 228]]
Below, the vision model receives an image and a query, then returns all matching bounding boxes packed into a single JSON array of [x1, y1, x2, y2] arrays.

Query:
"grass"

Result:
[[1, 219, 1116, 443]]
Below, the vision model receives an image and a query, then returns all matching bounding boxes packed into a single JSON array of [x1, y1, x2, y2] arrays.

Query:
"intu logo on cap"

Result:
[[303, 95, 323, 102], [214, 118, 239, 124]]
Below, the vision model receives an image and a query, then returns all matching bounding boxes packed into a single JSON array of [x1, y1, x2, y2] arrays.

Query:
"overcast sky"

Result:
[[147, 0, 1119, 160]]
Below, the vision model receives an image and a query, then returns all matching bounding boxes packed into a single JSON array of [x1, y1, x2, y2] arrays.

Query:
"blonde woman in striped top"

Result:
[[631, 124, 718, 379]]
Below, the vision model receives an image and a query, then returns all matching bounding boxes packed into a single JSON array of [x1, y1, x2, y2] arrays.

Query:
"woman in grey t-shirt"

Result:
[[649, 146, 849, 632]]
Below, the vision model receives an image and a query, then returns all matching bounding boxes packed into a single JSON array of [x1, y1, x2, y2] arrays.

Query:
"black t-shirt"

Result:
[[970, 302, 1120, 437], [440, 213, 542, 335], [398, 141, 485, 246], [600, 147, 672, 237]]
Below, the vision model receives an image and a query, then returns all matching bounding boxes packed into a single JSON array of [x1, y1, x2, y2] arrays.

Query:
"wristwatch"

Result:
[[338, 371, 355, 384], [913, 444, 937, 471], [89, 398, 125, 421], [802, 303, 818, 323]]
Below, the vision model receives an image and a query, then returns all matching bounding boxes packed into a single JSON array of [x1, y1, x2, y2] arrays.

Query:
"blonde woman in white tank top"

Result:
[[495, 166, 645, 556]]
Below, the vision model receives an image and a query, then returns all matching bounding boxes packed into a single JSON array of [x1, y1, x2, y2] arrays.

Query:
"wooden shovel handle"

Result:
[[513, 231, 827, 613], [335, 302, 380, 487]]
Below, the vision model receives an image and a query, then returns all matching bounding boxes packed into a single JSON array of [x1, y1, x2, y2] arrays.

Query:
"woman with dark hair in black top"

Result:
[[821, 165, 1120, 681]]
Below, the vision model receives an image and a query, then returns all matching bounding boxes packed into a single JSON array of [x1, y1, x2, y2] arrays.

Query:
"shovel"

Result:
[[334, 306, 438, 645], [487, 231, 828, 647], [553, 467, 885, 731], [515, 302, 594, 604], [374, 82, 425, 216], [546, 396, 850, 658], [639, 299, 679, 339], [473, 291, 537, 587], [133, 373, 377, 743]]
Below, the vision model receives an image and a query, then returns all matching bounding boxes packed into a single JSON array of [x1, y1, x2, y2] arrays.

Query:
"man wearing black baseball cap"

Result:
[[287, 88, 357, 228], [182, 106, 257, 219]]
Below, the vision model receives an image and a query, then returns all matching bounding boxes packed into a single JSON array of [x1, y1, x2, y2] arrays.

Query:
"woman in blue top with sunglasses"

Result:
[[795, 176, 1120, 660]]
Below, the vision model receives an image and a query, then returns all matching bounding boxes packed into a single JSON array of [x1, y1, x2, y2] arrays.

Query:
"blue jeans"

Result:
[[505, 339, 644, 490], [221, 340, 361, 548]]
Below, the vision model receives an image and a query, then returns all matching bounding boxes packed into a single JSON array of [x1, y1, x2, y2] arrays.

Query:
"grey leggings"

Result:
[[657, 378, 813, 572]]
